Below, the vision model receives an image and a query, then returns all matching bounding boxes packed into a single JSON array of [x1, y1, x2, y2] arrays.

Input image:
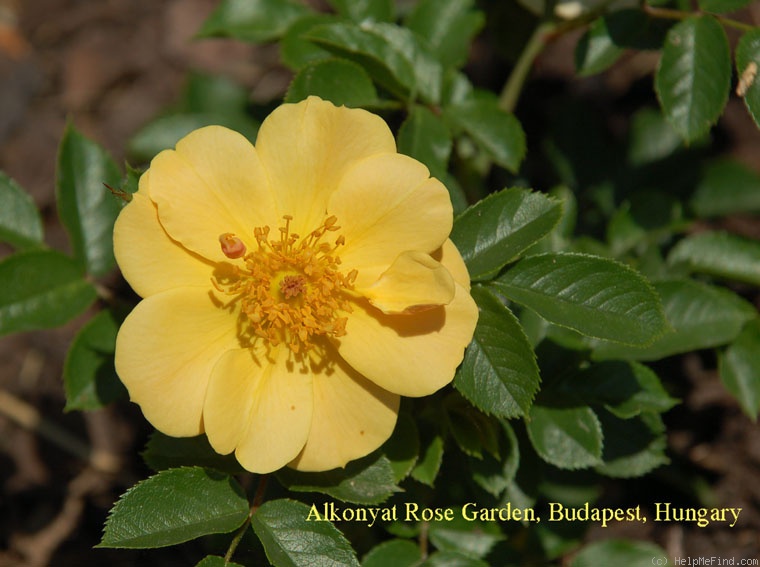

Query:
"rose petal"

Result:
[[148, 126, 277, 262], [360, 251, 455, 314], [114, 287, 241, 436], [328, 153, 452, 288], [432, 239, 471, 290], [114, 185, 213, 297], [255, 96, 396, 236], [336, 283, 478, 397], [290, 354, 399, 471], [205, 347, 313, 473]]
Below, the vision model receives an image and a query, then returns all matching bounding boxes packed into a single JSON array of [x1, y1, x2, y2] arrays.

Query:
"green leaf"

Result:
[[382, 412, 420, 482], [307, 21, 443, 104], [0, 172, 44, 250], [699, 0, 753, 13], [397, 105, 452, 181], [441, 69, 474, 107], [493, 253, 667, 345], [198, 0, 311, 42], [627, 107, 683, 167], [196, 557, 245, 567], [275, 452, 399, 505], [121, 163, 142, 196], [441, 173, 469, 216], [362, 539, 422, 567], [502, 434, 542, 511], [719, 318, 760, 420], [691, 159, 760, 217], [469, 420, 519, 497], [655, 15, 731, 143], [446, 396, 500, 459], [419, 551, 489, 567], [534, 520, 586, 562], [142, 432, 245, 475], [57, 123, 122, 276], [327, 0, 393, 22], [592, 279, 756, 360], [281, 14, 337, 70], [129, 73, 261, 161], [524, 185, 577, 256], [384, 519, 419, 540], [455, 286, 540, 419], [285, 59, 378, 107], [450, 187, 562, 282], [63, 309, 127, 411], [181, 72, 251, 114], [411, 434, 444, 486], [99, 467, 249, 549], [575, 16, 625, 76], [576, 8, 671, 76], [128, 113, 259, 163], [559, 361, 678, 418], [526, 405, 603, 470], [0, 250, 96, 336], [601, 9, 670, 50], [251, 499, 359, 567], [428, 514, 504, 559], [605, 202, 647, 257], [404, 0, 485, 68], [735, 29, 760, 129], [668, 231, 760, 286], [605, 192, 684, 257], [572, 539, 669, 567], [444, 96, 526, 172], [595, 410, 668, 478]]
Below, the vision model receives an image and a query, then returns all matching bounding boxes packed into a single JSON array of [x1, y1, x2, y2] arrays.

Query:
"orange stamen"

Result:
[[212, 216, 356, 355]]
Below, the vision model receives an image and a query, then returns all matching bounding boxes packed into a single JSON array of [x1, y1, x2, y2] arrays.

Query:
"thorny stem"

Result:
[[224, 474, 269, 565]]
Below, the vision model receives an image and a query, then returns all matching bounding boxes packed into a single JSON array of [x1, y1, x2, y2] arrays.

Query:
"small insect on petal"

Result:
[[737, 61, 758, 98], [219, 233, 247, 259]]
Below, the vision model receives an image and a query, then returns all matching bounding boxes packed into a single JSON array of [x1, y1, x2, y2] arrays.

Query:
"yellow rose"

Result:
[[113, 96, 478, 473]]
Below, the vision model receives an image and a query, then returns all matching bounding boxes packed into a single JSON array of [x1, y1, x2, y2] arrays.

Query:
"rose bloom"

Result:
[[114, 96, 478, 473]]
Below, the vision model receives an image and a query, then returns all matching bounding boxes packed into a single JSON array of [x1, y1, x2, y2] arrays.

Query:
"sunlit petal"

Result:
[[336, 284, 478, 397], [255, 96, 396, 235], [148, 126, 277, 262], [328, 153, 452, 288], [432, 239, 471, 290], [114, 188, 213, 298], [360, 251, 455, 314], [114, 287, 240, 436], [204, 347, 313, 473], [291, 355, 399, 471]]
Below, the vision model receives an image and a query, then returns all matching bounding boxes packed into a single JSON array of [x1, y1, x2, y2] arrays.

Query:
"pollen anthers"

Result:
[[214, 215, 357, 355]]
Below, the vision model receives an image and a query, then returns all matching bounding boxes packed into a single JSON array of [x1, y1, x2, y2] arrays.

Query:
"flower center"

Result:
[[213, 215, 357, 355], [280, 274, 307, 299]]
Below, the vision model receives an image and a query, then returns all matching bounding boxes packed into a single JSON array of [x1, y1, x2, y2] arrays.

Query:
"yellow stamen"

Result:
[[213, 215, 356, 355]]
